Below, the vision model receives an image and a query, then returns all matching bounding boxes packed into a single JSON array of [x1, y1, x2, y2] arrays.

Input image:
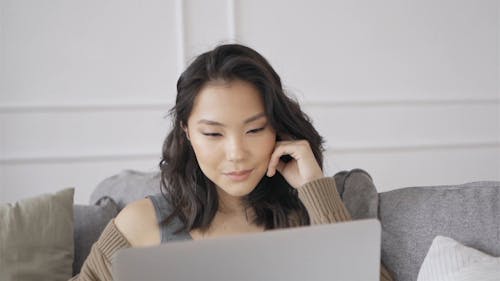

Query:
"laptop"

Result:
[[114, 219, 381, 281]]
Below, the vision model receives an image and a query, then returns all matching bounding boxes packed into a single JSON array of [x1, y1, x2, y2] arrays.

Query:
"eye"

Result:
[[247, 127, 265, 134], [202, 132, 222, 137]]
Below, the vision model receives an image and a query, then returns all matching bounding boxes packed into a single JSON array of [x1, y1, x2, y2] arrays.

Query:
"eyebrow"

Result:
[[197, 112, 266, 127]]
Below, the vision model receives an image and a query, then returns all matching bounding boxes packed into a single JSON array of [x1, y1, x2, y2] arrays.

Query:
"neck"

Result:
[[215, 186, 252, 219]]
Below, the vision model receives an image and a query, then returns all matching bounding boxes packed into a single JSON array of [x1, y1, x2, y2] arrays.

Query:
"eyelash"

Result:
[[202, 127, 265, 137]]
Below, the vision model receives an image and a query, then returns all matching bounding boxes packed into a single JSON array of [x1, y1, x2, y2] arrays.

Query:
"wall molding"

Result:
[[0, 101, 172, 113], [326, 140, 500, 154], [226, 0, 236, 39], [302, 98, 500, 108], [2, 141, 498, 165], [0, 152, 161, 165], [1, 98, 498, 113], [175, 0, 186, 73]]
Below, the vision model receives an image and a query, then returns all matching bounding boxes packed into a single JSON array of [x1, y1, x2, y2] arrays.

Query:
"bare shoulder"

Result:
[[114, 198, 161, 247]]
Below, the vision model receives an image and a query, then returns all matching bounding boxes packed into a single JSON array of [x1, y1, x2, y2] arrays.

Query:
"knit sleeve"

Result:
[[69, 220, 131, 281], [297, 177, 395, 281], [297, 177, 352, 224]]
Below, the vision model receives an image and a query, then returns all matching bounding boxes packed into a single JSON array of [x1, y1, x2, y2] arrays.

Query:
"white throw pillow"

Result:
[[417, 235, 500, 281]]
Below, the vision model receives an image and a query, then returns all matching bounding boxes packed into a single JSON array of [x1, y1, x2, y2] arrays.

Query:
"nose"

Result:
[[226, 135, 246, 162]]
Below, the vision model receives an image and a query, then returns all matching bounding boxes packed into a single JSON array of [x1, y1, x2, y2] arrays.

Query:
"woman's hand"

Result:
[[266, 139, 324, 189]]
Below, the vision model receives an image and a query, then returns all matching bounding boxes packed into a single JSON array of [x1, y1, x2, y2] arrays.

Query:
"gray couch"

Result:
[[73, 169, 500, 281]]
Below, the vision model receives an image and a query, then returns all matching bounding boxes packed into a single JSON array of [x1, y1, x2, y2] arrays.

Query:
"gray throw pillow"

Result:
[[90, 170, 161, 210], [73, 196, 119, 275], [0, 188, 75, 281], [333, 169, 379, 220]]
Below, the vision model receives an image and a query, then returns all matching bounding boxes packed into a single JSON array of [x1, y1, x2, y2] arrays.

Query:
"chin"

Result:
[[219, 183, 256, 197]]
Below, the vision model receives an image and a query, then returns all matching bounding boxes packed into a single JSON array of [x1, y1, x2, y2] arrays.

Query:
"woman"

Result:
[[72, 44, 394, 281]]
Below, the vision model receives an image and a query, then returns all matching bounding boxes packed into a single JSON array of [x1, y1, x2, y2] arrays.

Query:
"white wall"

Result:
[[1, 0, 499, 204]]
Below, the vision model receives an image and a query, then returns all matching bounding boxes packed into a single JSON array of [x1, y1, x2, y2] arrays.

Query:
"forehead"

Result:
[[189, 80, 266, 123]]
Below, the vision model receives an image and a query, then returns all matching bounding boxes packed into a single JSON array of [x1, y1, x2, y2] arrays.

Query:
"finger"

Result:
[[267, 143, 293, 177], [266, 148, 280, 177], [266, 155, 279, 177], [275, 160, 286, 174]]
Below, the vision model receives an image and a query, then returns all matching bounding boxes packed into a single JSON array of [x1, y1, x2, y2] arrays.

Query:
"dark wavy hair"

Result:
[[159, 44, 325, 234]]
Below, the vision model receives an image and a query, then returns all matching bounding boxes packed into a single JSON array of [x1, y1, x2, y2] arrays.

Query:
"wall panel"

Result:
[[0, 0, 179, 103], [302, 102, 500, 148], [1, 109, 170, 161], [324, 146, 500, 192], [235, 0, 497, 101], [184, 0, 232, 61], [1, 158, 159, 204], [1, 0, 499, 204]]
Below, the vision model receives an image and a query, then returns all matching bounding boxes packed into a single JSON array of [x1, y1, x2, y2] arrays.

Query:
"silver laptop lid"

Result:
[[114, 219, 381, 281]]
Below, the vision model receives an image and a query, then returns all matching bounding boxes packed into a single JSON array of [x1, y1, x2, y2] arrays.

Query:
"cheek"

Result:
[[190, 139, 221, 169], [254, 134, 276, 161]]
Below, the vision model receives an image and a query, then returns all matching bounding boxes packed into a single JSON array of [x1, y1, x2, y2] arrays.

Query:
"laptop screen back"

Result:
[[114, 219, 381, 281]]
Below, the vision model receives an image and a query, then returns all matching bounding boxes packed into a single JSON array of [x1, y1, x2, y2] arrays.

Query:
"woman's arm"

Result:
[[266, 139, 395, 280], [70, 198, 159, 281], [69, 220, 130, 281], [297, 177, 395, 281], [297, 177, 351, 223]]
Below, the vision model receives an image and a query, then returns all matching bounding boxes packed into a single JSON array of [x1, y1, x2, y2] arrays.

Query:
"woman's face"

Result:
[[184, 79, 277, 199]]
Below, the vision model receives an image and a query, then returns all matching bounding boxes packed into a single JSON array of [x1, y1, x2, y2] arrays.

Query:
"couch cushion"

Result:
[[379, 181, 500, 281], [0, 188, 74, 281], [91, 169, 379, 217], [89, 170, 161, 210], [73, 197, 119, 275], [334, 169, 379, 220]]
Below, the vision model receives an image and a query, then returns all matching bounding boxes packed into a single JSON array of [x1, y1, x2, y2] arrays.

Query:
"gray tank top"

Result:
[[147, 193, 193, 243]]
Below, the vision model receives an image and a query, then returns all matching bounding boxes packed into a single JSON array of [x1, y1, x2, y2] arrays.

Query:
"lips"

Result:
[[226, 169, 252, 175], [224, 169, 253, 181]]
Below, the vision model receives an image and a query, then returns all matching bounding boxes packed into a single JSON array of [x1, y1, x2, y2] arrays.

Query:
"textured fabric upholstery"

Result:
[[76, 169, 500, 281], [89, 170, 161, 210], [379, 181, 500, 281], [0, 188, 74, 281], [334, 169, 379, 220], [73, 197, 119, 275]]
